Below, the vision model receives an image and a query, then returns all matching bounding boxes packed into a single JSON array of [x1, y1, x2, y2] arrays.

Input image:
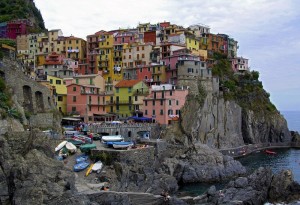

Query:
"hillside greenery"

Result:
[[212, 52, 277, 115], [0, 0, 45, 32]]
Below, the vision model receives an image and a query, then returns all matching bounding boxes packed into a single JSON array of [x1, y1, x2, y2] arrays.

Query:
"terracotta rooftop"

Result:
[[115, 79, 141, 88]]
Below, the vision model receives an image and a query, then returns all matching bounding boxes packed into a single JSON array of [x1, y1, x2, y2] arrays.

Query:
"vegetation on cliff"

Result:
[[212, 53, 277, 115], [0, 77, 22, 121], [0, 0, 45, 32]]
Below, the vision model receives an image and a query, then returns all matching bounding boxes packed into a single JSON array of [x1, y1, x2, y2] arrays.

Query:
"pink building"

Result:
[[161, 49, 200, 85], [143, 84, 189, 125], [230, 57, 249, 72], [114, 31, 137, 44], [66, 84, 107, 122]]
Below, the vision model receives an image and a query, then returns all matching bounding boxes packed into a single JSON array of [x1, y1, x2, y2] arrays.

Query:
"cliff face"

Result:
[[175, 77, 291, 149]]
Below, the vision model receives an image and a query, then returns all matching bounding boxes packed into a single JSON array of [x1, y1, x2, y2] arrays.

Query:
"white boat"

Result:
[[101, 135, 124, 142], [92, 161, 103, 173], [55, 140, 67, 152], [112, 141, 134, 149], [65, 142, 77, 153]]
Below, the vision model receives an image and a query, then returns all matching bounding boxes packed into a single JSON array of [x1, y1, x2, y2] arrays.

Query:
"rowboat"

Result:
[[265, 149, 276, 155], [85, 163, 94, 176], [112, 141, 134, 149], [101, 135, 124, 142], [92, 161, 103, 173], [55, 141, 67, 152], [75, 154, 89, 164], [79, 144, 97, 153], [74, 161, 90, 172], [65, 142, 77, 153]]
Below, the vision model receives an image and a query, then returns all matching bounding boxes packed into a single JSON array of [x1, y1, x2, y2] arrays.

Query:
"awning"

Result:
[[62, 117, 81, 121]]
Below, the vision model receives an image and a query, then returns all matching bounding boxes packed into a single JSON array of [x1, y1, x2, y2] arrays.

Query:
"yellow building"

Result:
[[64, 36, 86, 61], [186, 34, 200, 52], [98, 32, 114, 91], [47, 75, 68, 115]]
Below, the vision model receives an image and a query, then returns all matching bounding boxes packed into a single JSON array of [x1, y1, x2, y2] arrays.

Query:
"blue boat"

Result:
[[105, 141, 134, 149], [75, 154, 89, 164], [73, 161, 90, 172]]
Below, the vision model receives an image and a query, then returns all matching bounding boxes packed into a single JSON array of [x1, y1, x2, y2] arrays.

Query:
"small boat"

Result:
[[65, 142, 77, 153], [75, 154, 89, 164], [112, 141, 134, 149], [265, 149, 276, 155], [101, 135, 124, 142], [67, 139, 83, 146], [92, 161, 103, 173], [74, 161, 90, 172], [55, 140, 67, 152], [80, 143, 97, 153], [85, 163, 94, 176]]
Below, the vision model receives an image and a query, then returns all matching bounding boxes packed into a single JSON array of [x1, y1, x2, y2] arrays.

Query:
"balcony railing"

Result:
[[105, 100, 133, 105]]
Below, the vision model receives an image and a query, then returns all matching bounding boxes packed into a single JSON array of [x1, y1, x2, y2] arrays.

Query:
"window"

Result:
[[160, 100, 163, 105], [73, 96, 76, 102], [76, 79, 79, 84], [56, 80, 61, 84], [116, 88, 119, 93], [57, 96, 63, 101], [188, 68, 193, 73], [168, 109, 173, 115], [152, 100, 155, 106], [129, 55, 131, 59], [145, 110, 148, 115], [176, 100, 179, 105], [152, 110, 155, 116], [142, 53, 145, 58], [176, 110, 180, 115], [169, 100, 172, 105], [142, 46, 144, 50], [89, 78, 93, 85], [137, 54, 139, 59], [145, 101, 147, 106], [73, 86, 76, 91], [72, 107, 76, 111], [160, 109, 164, 115], [50, 79, 53, 84], [135, 96, 138, 101], [170, 90, 173, 96], [128, 87, 132, 93], [137, 47, 139, 51], [89, 105, 91, 111]]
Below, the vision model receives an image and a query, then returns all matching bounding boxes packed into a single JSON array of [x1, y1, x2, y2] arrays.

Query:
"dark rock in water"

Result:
[[193, 167, 300, 205], [269, 170, 300, 203]]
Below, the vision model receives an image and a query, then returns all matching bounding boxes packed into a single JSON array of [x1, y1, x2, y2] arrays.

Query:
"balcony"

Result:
[[67, 49, 79, 53], [105, 100, 133, 105]]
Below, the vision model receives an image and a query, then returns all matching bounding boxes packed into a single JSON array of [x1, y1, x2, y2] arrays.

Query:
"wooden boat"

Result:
[[85, 163, 94, 176], [112, 141, 134, 149], [75, 154, 89, 164], [65, 142, 77, 153], [265, 149, 276, 155], [55, 140, 67, 152], [74, 161, 90, 172], [92, 161, 103, 173], [101, 135, 124, 142]]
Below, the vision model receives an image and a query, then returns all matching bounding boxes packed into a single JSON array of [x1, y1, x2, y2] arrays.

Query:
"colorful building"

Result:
[[143, 84, 189, 125], [66, 74, 106, 122], [47, 75, 68, 115], [230, 57, 249, 72], [112, 80, 149, 118], [7, 19, 32, 39]]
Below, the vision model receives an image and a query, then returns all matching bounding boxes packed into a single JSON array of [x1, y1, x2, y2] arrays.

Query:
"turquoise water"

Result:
[[179, 148, 300, 196]]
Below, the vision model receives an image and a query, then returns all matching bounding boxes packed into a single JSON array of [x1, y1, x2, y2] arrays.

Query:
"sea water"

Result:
[[179, 111, 300, 196], [281, 110, 300, 132]]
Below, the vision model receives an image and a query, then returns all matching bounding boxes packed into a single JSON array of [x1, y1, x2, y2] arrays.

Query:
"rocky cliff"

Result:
[[168, 76, 291, 149]]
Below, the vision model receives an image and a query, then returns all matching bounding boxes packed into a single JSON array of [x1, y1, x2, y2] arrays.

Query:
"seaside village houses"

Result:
[[10, 21, 249, 125]]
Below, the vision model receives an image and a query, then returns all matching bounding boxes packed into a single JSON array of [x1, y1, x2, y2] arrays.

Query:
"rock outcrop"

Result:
[[161, 144, 246, 183], [184, 167, 300, 205]]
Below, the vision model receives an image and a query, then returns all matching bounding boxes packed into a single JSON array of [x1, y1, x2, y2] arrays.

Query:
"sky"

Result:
[[34, 0, 300, 111]]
